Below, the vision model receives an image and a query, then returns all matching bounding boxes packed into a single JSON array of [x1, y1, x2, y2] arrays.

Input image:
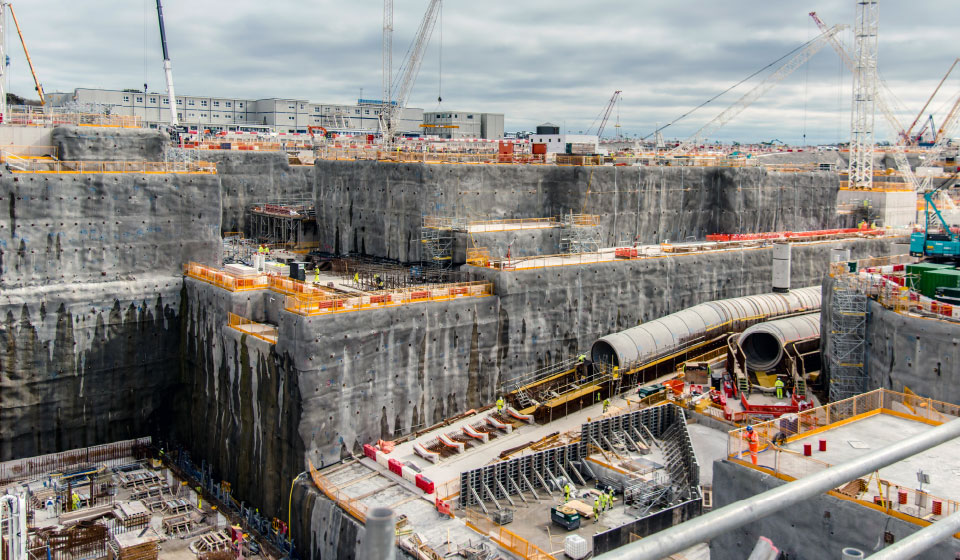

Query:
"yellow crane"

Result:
[[8, 4, 44, 104]]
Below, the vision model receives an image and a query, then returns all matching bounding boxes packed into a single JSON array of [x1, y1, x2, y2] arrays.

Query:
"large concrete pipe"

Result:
[[362, 507, 397, 560], [591, 287, 821, 369], [738, 313, 821, 372], [594, 417, 960, 560]]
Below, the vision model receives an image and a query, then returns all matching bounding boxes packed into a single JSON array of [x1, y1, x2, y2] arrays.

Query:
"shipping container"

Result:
[[920, 268, 960, 298], [905, 263, 953, 292]]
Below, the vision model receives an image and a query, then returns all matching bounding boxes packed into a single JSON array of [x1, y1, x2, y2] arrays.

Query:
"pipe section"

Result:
[[865, 509, 960, 559], [738, 312, 821, 371], [1, 494, 27, 560], [591, 287, 821, 368], [772, 243, 791, 293], [594, 417, 960, 560], [362, 507, 397, 560]]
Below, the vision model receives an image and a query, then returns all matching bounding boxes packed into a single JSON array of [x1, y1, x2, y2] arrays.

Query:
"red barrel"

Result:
[[933, 500, 943, 515], [899, 489, 908, 505], [803, 443, 812, 456], [819, 439, 827, 452]]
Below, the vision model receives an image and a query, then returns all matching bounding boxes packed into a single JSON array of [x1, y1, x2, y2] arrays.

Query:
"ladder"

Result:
[[514, 388, 533, 410]]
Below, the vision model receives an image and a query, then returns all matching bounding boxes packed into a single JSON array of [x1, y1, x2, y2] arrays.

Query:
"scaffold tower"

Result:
[[829, 276, 869, 402], [848, 0, 879, 189], [559, 213, 602, 254], [248, 200, 315, 246], [420, 216, 460, 278]]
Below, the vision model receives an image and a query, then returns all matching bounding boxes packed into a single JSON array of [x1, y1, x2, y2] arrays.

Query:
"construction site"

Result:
[[3, 1, 960, 560]]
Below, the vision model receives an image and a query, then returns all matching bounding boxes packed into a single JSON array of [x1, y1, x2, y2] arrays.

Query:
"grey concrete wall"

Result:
[[710, 459, 960, 559], [314, 161, 842, 262], [289, 481, 364, 560], [471, 237, 900, 377], [51, 126, 168, 161], [0, 278, 181, 460], [456, 227, 562, 261], [865, 299, 960, 404], [207, 152, 314, 237], [0, 172, 221, 289]]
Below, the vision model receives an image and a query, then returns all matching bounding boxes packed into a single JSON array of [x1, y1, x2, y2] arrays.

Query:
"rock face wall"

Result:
[[209, 152, 314, 237], [472, 237, 900, 376], [864, 298, 960, 403], [314, 161, 841, 262], [710, 459, 960, 559], [0, 128, 221, 461]]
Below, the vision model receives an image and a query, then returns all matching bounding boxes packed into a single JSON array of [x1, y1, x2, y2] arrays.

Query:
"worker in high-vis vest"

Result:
[[593, 496, 602, 523], [563, 483, 572, 503], [745, 425, 759, 465], [496, 396, 505, 414], [606, 486, 615, 510], [774, 378, 785, 399], [577, 354, 586, 363], [353, 272, 359, 285], [314, 267, 320, 283], [602, 398, 611, 413]]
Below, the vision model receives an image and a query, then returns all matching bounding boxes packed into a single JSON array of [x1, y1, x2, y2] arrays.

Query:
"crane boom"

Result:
[[669, 25, 844, 155], [589, 90, 621, 139], [905, 58, 958, 141], [382, 0, 393, 123], [383, 0, 441, 142], [8, 5, 42, 105], [155, 0, 177, 126]]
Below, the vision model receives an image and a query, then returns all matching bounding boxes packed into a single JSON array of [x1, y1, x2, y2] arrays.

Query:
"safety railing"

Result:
[[227, 312, 278, 344], [463, 509, 555, 560], [839, 180, 914, 191], [0, 144, 57, 158], [0, 437, 150, 485], [6, 106, 143, 128], [183, 262, 270, 292], [308, 460, 368, 523], [727, 388, 960, 474], [466, 247, 491, 267], [466, 217, 560, 232], [1, 158, 217, 174], [284, 280, 494, 316], [267, 275, 328, 297]]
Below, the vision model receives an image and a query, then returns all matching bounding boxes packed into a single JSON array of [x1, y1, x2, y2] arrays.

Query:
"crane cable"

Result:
[[641, 34, 819, 140]]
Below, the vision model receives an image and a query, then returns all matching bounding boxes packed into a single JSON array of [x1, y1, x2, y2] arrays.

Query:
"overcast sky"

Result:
[[8, 1, 958, 143]]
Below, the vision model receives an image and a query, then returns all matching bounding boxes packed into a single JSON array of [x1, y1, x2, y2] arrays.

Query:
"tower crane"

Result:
[[381, 0, 442, 144], [7, 4, 42, 105], [587, 90, 621, 139], [668, 24, 845, 155], [809, 11, 921, 192]]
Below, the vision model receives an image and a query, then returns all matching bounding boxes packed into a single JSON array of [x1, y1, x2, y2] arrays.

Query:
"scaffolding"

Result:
[[420, 216, 463, 280], [248, 200, 315, 246], [828, 276, 869, 402], [559, 213, 602, 254]]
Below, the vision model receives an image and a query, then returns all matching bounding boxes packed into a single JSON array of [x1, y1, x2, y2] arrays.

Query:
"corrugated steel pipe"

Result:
[[594, 417, 960, 560], [591, 287, 821, 369], [738, 312, 821, 371]]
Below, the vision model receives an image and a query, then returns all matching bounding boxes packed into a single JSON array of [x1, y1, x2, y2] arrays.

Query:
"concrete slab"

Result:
[[686, 423, 729, 485]]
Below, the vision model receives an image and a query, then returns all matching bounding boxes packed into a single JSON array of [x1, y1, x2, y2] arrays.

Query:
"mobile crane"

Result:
[[910, 174, 960, 259]]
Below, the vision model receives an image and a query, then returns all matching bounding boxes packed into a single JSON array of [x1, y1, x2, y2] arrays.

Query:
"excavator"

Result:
[[910, 172, 960, 259]]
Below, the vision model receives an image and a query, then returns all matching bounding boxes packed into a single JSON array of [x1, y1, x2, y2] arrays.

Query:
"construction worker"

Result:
[[602, 397, 610, 413], [314, 267, 320, 283], [606, 487, 615, 510], [71, 492, 80, 511], [612, 366, 619, 380], [577, 353, 586, 364], [496, 396, 505, 414], [744, 425, 760, 466], [196, 486, 203, 510], [593, 496, 601, 523], [774, 377, 785, 400], [563, 482, 572, 503], [353, 272, 359, 285]]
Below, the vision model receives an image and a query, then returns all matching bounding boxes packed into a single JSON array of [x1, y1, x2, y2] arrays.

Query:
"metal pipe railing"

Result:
[[595, 417, 960, 560], [865, 509, 960, 559]]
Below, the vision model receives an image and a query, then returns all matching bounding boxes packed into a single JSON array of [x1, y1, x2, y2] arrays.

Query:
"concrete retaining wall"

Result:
[[52, 126, 168, 162], [314, 161, 842, 262], [710, 459, 960, 559]]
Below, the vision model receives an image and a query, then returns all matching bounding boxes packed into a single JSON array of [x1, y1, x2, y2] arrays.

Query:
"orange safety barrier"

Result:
[[284, 281, 494, 317], [463, 510, 555, 559], [227, 312, 278, 344], [184, 263, 269, 292], [308, 460, 368, 523]]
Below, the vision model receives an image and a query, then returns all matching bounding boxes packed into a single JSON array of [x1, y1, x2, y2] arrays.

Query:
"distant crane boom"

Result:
[[383, 0, 441, 142], [588, 90, 621, 139], [155, 0, 177, 126], [382, 0, 393, 120], [905, 58, 958, 141], [669, 24, 845, 155], [7, 5, 42, 105]]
